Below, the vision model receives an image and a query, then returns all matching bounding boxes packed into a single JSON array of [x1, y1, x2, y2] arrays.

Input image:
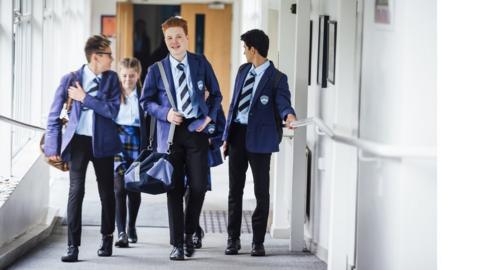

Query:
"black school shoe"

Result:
[[97, 235, 113, 257], [128, 227, 138, 243], [224, 238, 241, 255], [185, 234, 195, 257], [61, 246, 79, 262], [115, 232, 129, 248], [193, 226, 205, 248], [250, 242, 266, 256], [170, 244, 185, 261]]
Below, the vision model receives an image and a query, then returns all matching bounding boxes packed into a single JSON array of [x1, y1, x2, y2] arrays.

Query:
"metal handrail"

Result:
[[291, 117, 436, 159], [0, 114, 437, 159], [0, 115, 45, 132]]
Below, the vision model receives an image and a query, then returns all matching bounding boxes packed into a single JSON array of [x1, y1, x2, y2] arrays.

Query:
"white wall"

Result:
[[355, 0, 436, 269], [0, 157, 49, 247], [90, 0, 117, 70], [303, 0, 362, 266], [293, 0, 436, 269], [91, 0, 116, 36]]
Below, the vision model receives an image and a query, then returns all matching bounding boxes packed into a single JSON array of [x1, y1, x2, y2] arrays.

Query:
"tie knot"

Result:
[[249, 70, 256, 77], [177, 63, 185, 71], [93, 77, 101, 85]]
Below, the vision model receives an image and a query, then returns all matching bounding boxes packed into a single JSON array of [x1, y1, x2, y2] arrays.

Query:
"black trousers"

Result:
[[227, 123, 272, 244], [167, 120, 209, 246], [67, 135, 115, 247], [184, 187, 205, 236], [114, 174, 141, 234]]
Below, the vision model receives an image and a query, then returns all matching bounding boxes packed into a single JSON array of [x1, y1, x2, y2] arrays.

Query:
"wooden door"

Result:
[[116, 2, 133, 69], [181, 4, 232, 114]]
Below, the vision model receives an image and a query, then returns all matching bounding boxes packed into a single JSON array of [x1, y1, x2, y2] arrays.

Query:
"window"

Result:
[[0, 0, 95, 178], [0, 0, 14, 177], [12, 0, 33, 158]]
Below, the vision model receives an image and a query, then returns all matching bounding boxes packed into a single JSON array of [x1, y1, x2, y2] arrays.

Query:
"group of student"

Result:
[[44, 16, 296, 263]]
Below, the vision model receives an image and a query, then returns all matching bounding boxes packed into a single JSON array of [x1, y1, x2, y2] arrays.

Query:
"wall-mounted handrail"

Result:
[[291, 117, 436, 159], [0, 114, 437, 159], [0, 115, 45, 132]]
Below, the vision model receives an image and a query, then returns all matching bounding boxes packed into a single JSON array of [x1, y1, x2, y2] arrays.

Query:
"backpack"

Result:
[[271, 69, 283, 143]]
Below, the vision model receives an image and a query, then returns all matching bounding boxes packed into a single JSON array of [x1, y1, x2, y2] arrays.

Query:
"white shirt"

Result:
[[169, 54, 199, 119], [115, 90, 140, 127], [76, 65, 102, 136], [235, 60, 271, 124]]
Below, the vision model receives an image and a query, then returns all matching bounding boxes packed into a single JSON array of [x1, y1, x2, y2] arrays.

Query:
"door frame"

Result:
[[128, 0, 240, 99]]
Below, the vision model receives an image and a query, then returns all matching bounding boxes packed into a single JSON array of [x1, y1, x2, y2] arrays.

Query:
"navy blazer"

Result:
[[140, 52, 223, 153], [44, 65, 122, 160], [133, 87, 150, 151], [207, 107, 226, 167], [223, 62, 296, 153]]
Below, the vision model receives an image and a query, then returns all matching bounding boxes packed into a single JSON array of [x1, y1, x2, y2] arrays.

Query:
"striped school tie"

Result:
[[81, 77, 100, 111], [237, 70, 257, 113], [177, 63, 193, 116]]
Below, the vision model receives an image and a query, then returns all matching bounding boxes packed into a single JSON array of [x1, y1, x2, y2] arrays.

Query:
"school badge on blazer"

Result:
[[207, 124, 216, 134], [197, 80, 204, 91], [260, 95, 269, 105]]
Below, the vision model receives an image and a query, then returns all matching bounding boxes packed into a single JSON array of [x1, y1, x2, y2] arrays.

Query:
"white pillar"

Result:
[[271, 139, 293, 238], [289, 0, 309, 251], [271, 0, 296, 240]]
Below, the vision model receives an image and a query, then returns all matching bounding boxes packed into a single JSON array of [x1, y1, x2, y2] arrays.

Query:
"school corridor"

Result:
[[0, 0, 438, 270], [6, 164, 324, 270]]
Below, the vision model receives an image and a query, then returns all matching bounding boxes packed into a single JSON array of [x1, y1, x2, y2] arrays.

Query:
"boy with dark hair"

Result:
[[44, 34, 121, 262], [223, 29, 297, 256], [240, 29, 270, 58]]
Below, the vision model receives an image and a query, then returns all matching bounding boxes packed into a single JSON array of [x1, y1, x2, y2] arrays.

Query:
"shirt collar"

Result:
[[249, 60, 270, 77], [126, 88, 138, 98], [169, 53, 188, 70], [84, 64, 103, 83]]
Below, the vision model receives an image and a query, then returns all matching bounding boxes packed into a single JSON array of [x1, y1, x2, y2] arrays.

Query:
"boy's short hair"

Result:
[[162, 16, 188, 35], [240, 29, 269, 58], [84, 35, 111, 63]]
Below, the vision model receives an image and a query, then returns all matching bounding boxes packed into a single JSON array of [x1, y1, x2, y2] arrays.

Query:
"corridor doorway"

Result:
[[181, 3, 232, 113], [115, 2, 232, 113]]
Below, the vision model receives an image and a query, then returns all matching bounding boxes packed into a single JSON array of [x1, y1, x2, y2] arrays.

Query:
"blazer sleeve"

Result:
[[203, 55, 222, 122], [140, 65, 171, 122], [43, 74, 70, 156], [275, 74, 296, 120], [209, 107, 226, 148], [82, 75, 121, 119]]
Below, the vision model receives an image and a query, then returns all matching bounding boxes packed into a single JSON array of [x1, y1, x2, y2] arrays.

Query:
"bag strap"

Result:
[[271, 68, 284, 128], [147, 115, 156, 150], [157, 61, 176, 153], [272, 68, 282, 89], [59, 72, 77, 125], [65, 72, 76, 112]]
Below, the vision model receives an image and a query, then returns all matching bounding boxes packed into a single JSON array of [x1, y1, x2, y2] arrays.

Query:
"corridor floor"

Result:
[[7, 162, 325, 270]]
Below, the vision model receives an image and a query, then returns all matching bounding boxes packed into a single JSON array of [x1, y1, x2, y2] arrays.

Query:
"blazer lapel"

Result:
[[71, 66, 84, 119], [187, 52, 199, 89], [250, 64, 274, 108], [187, 52, 201, 105], [233, 64, 252, 109], [161, 57, 177, 108]]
